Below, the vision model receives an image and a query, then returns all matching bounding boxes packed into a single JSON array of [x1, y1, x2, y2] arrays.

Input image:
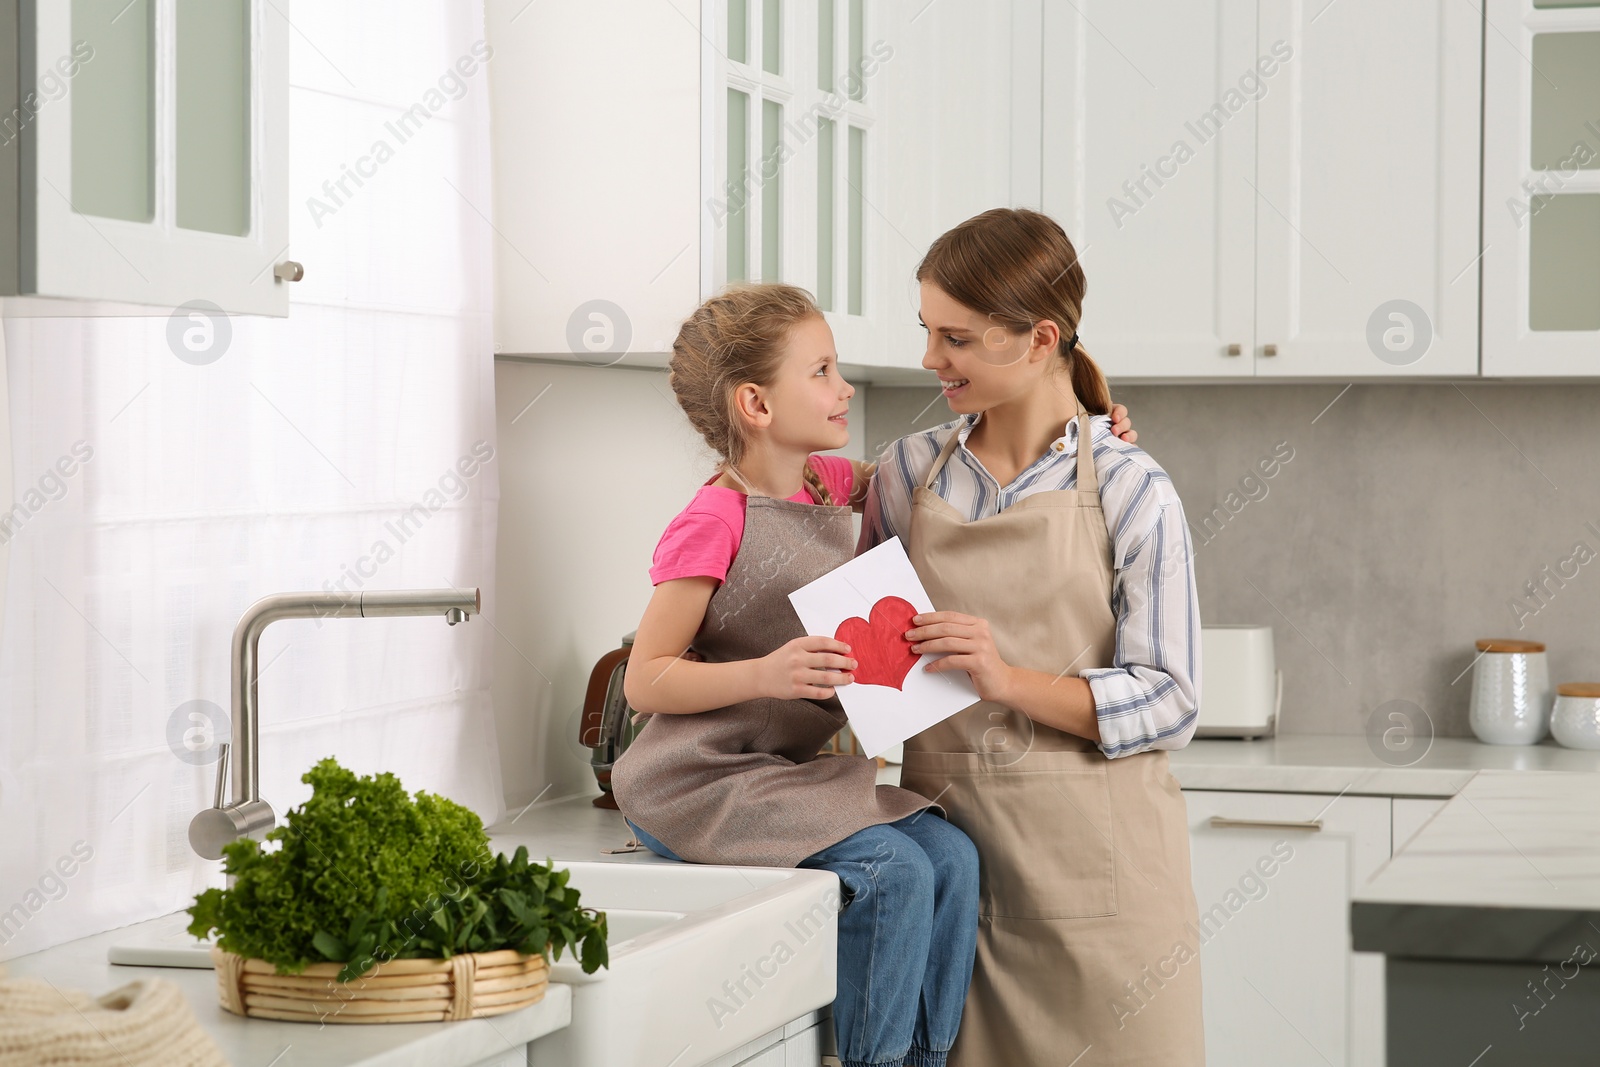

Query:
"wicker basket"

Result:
[[210, 946, 548, 1024]]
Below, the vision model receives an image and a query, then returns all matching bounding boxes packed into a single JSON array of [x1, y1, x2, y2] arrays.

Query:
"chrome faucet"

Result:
[[188, 588, 480, 860]]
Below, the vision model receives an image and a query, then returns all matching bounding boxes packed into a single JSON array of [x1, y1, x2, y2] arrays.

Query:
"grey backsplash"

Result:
[[864, 382, 1600, 739]]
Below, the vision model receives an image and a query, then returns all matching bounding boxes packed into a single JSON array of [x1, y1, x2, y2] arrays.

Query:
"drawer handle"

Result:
[[1208, 816, 1322, 832]]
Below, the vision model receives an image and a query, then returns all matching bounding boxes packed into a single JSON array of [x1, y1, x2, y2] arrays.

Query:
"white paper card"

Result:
[[787, 537, 980, 758]]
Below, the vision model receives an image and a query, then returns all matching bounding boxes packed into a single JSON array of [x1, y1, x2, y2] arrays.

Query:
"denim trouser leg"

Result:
[[889, 812, 980, 1067], [798, 812, 979, 1067]]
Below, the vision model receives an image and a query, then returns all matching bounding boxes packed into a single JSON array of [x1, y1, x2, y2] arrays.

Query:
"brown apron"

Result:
[[612, 491, 936, 868], [900, 409, 1205, 1066]]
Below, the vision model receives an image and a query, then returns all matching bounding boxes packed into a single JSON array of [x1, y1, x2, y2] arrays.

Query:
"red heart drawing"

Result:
[[834, 596, 920, 691]]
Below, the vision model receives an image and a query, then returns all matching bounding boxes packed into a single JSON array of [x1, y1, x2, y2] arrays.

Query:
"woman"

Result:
[[860, 208, 1204, 1065]]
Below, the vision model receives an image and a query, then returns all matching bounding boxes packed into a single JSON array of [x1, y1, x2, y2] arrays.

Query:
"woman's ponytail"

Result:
[[1067, 340, 1111, 415]]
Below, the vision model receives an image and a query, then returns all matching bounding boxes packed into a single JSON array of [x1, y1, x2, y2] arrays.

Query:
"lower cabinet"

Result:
[[1184, 790, 1392, 1067], [783, 1020, 823, 1066], [700, 1011, 825, 1067]]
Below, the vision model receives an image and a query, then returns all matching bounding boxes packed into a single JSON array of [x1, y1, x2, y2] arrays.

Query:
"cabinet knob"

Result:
[[1262, 343, 1279, 356], [1226, 343, 1242, 356], [274, 260, 305, 283]]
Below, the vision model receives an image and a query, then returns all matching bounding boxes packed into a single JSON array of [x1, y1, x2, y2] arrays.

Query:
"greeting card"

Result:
[[788, 538, 980, 758]]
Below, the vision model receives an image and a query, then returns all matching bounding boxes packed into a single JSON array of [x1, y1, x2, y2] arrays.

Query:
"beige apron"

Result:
[[613, 491, 935, 868], [900, 409, 1205, 1067]]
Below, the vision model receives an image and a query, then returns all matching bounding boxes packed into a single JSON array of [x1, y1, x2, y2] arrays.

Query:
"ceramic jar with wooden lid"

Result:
[[1468, 638, 1552, 745], [1551, 683, 1600, 750]]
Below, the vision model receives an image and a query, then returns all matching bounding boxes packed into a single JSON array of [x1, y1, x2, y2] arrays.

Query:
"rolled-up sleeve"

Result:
[[1080, 482, 1201, 758]]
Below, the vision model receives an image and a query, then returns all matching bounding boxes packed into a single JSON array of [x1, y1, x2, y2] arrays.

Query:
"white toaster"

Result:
[[1196, 625, 1280, 738]]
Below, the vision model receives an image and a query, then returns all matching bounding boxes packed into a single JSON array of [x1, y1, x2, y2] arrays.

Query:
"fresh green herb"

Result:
[[187, 758, 608, 982]]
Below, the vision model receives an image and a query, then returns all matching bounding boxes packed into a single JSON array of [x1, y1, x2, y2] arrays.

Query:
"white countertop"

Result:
[[486, 797, 668, 864], [876, 733, 1600, 798], [1355, 770, 1600, 913], [4, 910, 572, 1067], [1167, 734, 1600, 797], [1350, 768, 1600, 962]]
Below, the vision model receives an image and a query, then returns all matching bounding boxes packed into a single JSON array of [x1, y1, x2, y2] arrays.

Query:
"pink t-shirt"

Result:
[[649, 455, 854, 585]]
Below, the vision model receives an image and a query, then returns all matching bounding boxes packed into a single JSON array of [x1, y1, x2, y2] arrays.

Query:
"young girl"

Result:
[[609, 283, 979, 1067]]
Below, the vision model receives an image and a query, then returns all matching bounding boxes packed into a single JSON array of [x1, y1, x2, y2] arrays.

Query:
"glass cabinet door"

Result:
[[69, 0, 155, 224], [5, 0, 290, 315], [710, 0, 887, 364], [175, 0, 252, 238], [1483, 0, 1600, 374]]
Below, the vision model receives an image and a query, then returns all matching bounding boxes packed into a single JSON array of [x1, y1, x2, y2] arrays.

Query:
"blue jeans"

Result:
[[628, 813, 979, 1067]]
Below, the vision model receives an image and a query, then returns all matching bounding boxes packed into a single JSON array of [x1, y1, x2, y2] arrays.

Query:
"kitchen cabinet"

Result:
[[486, 0, 1020, 380], [1, 0, 294, 315], [870, 0, 1030, 376], [486, 0, 701, 364], [782, 1020, 823, 1065], [695, 1010, 824, 1067], [488, 0, 905, 372], [1039, 0, 1482, 379], [1185, 789, 1391, 1066], [1252, 0, 1482, 377], [1039, 0, 1256, 379], [1481, 0, 1600, 376], [710, 0, 905, 373]]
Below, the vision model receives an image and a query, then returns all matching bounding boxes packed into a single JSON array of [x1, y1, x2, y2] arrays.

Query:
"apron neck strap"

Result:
[[1074, 410, 1098, 494], [922, 420, 966, 491]]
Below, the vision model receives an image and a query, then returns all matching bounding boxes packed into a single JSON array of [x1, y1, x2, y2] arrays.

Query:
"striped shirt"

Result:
[[858, 412, 1200, 758]]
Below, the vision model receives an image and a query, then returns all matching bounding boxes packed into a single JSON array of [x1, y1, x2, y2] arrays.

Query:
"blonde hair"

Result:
[[668, 283, 834, 505], [916, 208, 1111, 414]]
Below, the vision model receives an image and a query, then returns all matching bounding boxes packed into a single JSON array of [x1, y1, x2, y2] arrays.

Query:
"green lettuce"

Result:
[[187, 758, 607, 982]]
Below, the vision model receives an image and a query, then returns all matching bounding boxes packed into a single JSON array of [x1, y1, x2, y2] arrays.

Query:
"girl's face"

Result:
[[762, 314, 854, 453], [918, 281, 1054, 413]]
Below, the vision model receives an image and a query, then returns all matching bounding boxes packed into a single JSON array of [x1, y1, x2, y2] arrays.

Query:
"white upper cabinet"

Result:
[[489, 0, 1600, 380], [873, 0, 1027, 375], [490, 0, 916, 375], [488, 0, 1025, 378], [1039, 0, 1482, 379], [1040, 0, 1259, 379], [2, 0, 293, 315], [718, 0, 1033, 377], [1482, 0, 1600, 376], [1254, 0, 1482, 377], [487, 0, 702, 364], [713, 0, 904, 373]]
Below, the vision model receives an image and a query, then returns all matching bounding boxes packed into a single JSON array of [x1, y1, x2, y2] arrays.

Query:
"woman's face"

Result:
[[761, 314, 855, 454], [918, 281, 1055, 414]]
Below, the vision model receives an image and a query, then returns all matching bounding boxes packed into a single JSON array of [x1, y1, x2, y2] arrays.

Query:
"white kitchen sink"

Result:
[[105, 835, 840, 1067], [502, 858, 839, 1067]]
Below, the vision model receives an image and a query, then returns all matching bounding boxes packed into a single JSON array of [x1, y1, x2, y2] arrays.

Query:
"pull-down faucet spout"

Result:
[[188, 587, 480, 860]]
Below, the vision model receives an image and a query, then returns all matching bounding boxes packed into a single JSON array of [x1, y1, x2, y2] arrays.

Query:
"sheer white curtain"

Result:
[[0, 1, 503, 959]]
